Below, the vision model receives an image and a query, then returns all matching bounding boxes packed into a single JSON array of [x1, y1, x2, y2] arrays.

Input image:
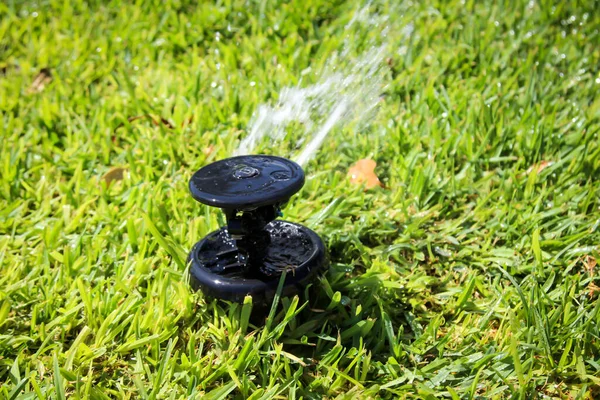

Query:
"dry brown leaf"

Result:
[[202, 145, 215, 156], [28, 68, 52, 93], [583, 255, 597, 276], [526, 160, 553, 174], [348, 159, 382, 189], [582, 256, 598, 297], [588, 282, 600, 298], [102, 167, 127, 186]]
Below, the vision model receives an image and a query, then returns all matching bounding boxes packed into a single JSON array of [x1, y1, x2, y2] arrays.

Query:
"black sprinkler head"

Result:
[[188, 155, 328, 304]]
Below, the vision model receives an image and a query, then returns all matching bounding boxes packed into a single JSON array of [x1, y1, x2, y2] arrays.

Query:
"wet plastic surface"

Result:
[[188, 155, 328, 304], [189, 155, 305, 209], [194, 222, 314, 277], [189, 221, 327, 303]]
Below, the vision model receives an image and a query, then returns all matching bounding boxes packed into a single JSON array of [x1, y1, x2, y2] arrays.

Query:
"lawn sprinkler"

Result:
[[188, 155, 328, 304]]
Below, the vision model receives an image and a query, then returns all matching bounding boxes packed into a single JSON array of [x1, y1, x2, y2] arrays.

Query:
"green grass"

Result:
[[1, 0, 600, 398]]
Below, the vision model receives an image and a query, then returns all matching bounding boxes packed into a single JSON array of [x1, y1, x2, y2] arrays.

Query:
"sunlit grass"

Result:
[[1, 0, 599, 398]]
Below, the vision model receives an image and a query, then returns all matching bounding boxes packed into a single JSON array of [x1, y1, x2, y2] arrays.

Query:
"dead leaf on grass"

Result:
[[582, 255, 597, 276], [348, 159, 382, 189], [588, 282, 600, 298], [102, 167, 127, 186], [27, 68, 52, 93], [202, 145, 215, 156], [581, 255, 599, 297], [526, 160, 553, 175]]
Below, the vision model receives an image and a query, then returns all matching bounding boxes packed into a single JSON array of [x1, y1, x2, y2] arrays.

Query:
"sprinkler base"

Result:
[[188, 220, 327, 304]]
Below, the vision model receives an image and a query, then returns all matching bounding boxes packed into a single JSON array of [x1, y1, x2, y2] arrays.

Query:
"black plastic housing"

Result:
[[188, 155, 328, 304]]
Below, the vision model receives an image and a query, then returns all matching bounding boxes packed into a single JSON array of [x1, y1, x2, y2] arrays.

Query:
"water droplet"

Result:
[[233, 166, 259, 179], [270, 171, 290, 180], [211, 82, 217, 88], [250, 81, 256, 87], [434, 246, 452, 258]]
